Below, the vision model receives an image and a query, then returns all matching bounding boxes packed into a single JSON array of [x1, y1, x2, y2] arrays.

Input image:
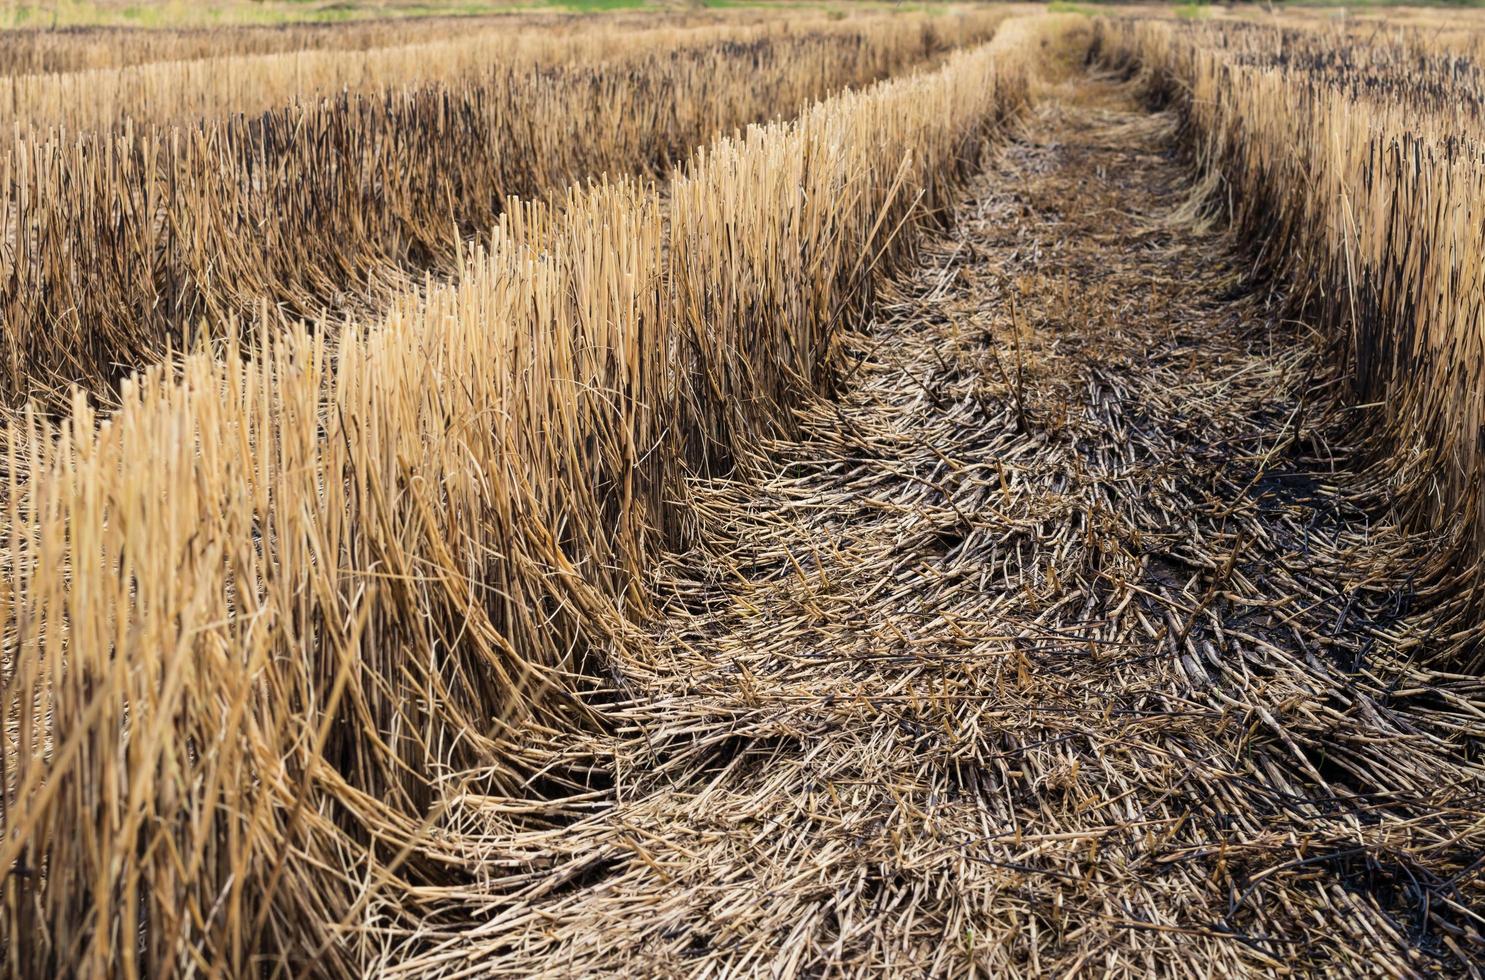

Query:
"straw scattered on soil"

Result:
[[385, 73, 1485, 976]]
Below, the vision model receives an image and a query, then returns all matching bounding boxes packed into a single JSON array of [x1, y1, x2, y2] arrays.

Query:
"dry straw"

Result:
[[0, 10, 762, 76], [0, 18, 1036, 977], [0, 9, 1007, 407], [1095, 17, 1485, 620], [0, 10, 998, 133]]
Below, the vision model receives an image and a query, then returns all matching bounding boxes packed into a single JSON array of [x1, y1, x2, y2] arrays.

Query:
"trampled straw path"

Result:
[[386, 73, 1485, 976]]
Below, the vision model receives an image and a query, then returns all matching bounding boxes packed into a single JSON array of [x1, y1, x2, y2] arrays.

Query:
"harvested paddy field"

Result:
[[386, 71, 1485, 978], [3, 6, 1485, 977]]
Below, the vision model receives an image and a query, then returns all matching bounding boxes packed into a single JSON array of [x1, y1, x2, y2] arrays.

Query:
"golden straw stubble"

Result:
[[1, 13, 1042, 977]]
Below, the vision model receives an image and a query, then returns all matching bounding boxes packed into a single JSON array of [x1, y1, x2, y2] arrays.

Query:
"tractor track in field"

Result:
[[394, 72, 1485, 977]]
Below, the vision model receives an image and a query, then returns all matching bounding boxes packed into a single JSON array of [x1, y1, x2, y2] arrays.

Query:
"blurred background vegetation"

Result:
[[1, 0, 1479, 31], [0, 0, 917, 29]]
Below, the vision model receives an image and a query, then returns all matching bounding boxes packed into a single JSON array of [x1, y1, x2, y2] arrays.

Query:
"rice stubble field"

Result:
[[3, 4, 1485, 977]]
